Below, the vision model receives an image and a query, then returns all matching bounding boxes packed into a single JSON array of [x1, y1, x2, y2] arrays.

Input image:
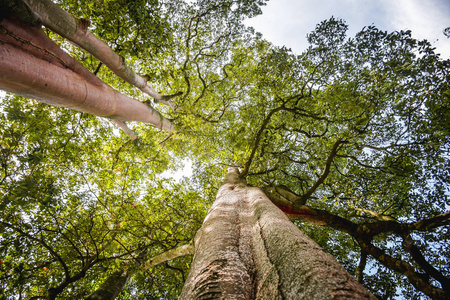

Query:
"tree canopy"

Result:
[[0, 0, 449, 299]]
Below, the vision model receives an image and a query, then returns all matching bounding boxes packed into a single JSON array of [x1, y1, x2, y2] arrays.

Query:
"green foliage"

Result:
[[1, 0, 449, 298], [59, 0, 172, 56], [0, 95, 204, 298], [173, 17, 449, 299]]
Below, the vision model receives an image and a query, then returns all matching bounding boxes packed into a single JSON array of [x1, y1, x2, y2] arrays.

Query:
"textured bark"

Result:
[[0, 17, 173, 132], [180, 168, 255, 299], [181, 168, 376, 299], [263, 192, 450, 299], [0, 0, 41, 26], [23, 0, 177, 107]]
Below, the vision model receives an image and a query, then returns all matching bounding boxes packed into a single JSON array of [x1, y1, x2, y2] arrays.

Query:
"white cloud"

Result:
[[244, 0, 450, 57], [245, 0, 390, 53], [381, 0, 450, 57]]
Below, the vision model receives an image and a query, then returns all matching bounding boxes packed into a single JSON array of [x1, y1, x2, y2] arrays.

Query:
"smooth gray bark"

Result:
[[180, 168, 376, 299]]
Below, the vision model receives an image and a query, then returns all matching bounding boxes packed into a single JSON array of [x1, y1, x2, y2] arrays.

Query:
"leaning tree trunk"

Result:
[[23, 0, 178, 107], [0, 16, 173, 132], [86, 243, 194, 300], [180, 168, 376, 299]]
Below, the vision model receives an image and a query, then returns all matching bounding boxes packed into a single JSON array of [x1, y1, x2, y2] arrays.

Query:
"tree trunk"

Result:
[[180, 168, 376, 299], [0, 17, 173, 132], [23, 0, 176, 107], [85, 268, 130, 300]]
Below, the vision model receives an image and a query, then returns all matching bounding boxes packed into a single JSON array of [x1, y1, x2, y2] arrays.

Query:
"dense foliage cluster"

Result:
[[1, 0, 449, 299]]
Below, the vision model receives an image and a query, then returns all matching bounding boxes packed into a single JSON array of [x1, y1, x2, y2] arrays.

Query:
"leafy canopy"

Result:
[[1, 0, 449, 299]]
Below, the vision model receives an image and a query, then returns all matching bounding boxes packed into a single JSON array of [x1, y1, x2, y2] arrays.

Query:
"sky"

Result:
[[244, 0, 450, 58]]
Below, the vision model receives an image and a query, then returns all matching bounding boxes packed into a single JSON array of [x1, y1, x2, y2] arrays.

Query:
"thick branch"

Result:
[[266, 187, 449, 240], [111, 120, 136, 140], [356, 250, 367, 283], [261, 192, 357, 231], [262, 185, 303, 206], [409, 211, 450, 231], [0, 18, 173, 132], [263, 199, 448, 298], [297, 138, 343, 204], [141, 242, 194, 271], [263, 194, 449, 298], [85, 268, 129, 300], [48, 267, 89, 300], [23, 0, 179, 107], [355, 208, 396, 221], [402, 234, 450, 291], [0, 0, 41, 26], [360, 211, 450, 238], [359, 240, 447, 300]]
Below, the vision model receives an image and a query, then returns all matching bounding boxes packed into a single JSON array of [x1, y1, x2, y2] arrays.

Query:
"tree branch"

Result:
[[1, 221, 70, 280], [111, 120, 137, 140], [86, 242, 194, 300], [356, 249, 367, 283], [271, 204, 449, 298], [297, 138, 344, 204], [354, 208, 396, 221], [241, 106, 284, 177], [24, 0, 176, 107], [409, 211, 450, 231], [358, 240, 447, 300]]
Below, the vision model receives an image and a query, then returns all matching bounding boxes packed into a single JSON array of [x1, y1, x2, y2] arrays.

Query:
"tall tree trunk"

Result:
[[0, 17, 173, 132], [180, 168, 376, 299], [23, 0, 177, 107]]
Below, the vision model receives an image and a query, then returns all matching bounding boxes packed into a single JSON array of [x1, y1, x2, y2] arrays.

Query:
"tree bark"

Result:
[[23, 0, 177, 107], [0, 17, 173, 132], [180, 168, 376, 299]]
